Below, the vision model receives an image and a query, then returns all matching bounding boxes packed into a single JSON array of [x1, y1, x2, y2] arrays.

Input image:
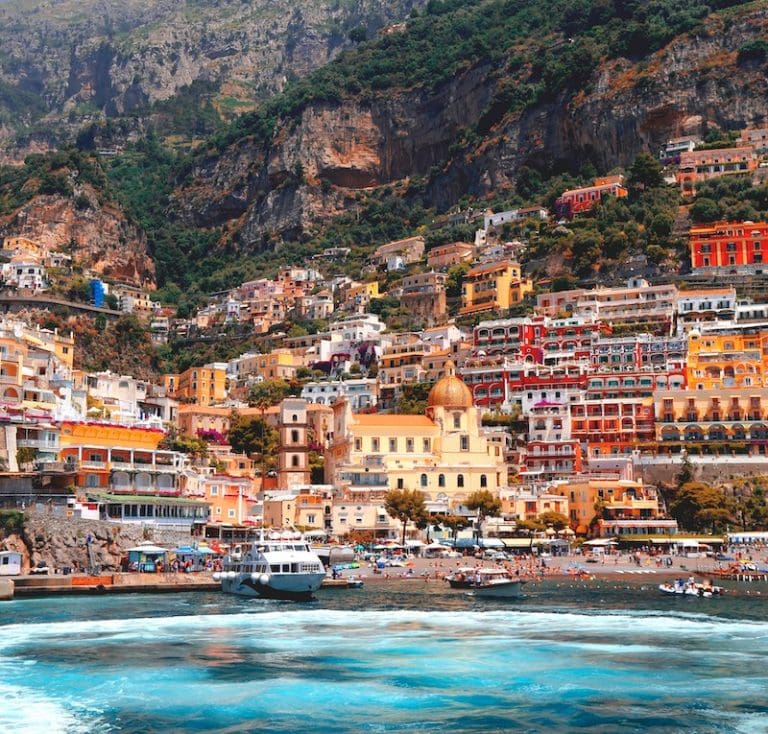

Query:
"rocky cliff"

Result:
[[0, 0, 426, 156], [170, 3, 768, 249], [0, 190, 154, 287], [3, 514, 194, 573]]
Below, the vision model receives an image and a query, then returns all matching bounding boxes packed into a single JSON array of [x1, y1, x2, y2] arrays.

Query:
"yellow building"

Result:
[[551, 478, 672, 537], [460, 259, 533, 316], [340, 280, 380, 310], [263, 490, 332, 531], [686, 329, 768, 389], [654, 386, 768, 453], [174, 363, 228, 406], [327, 362, 507, 511]]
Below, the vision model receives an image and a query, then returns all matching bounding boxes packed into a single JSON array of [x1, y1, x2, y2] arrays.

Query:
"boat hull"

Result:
[[471, 580, 526, 599], [222, 571, 326, 600]]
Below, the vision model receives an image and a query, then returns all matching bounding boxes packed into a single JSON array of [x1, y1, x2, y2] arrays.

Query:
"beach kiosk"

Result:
[[0, 550, 22, 576], [126, 544, 168, 573]]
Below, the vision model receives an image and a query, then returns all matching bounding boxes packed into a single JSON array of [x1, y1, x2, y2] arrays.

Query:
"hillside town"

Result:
[[2, 129, 768, 556]]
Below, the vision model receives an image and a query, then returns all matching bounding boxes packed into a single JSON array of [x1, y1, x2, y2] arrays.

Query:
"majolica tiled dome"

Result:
[[427, 360, 473, 409]]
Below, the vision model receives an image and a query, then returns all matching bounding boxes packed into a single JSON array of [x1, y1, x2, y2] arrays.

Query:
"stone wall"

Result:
[[1, 511, 194, 573]]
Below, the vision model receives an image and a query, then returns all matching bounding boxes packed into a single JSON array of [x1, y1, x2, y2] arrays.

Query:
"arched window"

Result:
[[453, 413, 461, 429], [291, 455, 299, 467], [420, 473, 428, 488], [480, 474, 487, 488], [457, 474, 464, 488], [291, 429, 299, 443], [438, 474, 445, 488]]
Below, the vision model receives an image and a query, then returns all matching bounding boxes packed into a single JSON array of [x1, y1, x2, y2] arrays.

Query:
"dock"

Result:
[[3, 572, 219, 599]]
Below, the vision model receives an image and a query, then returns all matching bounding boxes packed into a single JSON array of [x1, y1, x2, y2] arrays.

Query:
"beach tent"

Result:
[[126, 544, 168, 572]]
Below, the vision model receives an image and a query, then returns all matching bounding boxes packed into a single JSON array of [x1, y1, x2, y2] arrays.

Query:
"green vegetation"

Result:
[[0, 509, 24, 537], [384, 488, 429, 546]]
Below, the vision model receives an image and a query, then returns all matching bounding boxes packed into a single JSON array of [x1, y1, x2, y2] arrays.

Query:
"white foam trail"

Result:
[[0, 680, 109, 733]]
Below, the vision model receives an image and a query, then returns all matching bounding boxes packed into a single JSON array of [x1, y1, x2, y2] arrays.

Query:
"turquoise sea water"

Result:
[[1, 578, 768, 733]]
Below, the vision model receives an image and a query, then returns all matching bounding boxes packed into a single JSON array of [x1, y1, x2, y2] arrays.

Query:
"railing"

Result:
[[16, 439, 59, 450]]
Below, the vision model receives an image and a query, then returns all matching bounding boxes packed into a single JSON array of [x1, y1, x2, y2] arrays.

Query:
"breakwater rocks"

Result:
[[1, 512, 193, 574]]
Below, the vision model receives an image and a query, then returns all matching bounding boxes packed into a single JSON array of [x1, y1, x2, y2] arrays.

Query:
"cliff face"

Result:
[[0, 187, 154, 287], [171, 5, 768, 249], [0, 0, 426, 155]]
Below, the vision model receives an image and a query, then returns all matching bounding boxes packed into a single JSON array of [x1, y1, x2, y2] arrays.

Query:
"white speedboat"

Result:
[[214, 536, 326, 600], [659, 579, 724, 598], [456, 567, 526, 599]]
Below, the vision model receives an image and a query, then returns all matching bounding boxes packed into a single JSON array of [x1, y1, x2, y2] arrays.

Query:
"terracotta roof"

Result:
[[354, 414, 436, 427]]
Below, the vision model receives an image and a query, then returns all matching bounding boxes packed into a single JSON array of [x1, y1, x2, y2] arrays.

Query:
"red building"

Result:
[[690, 221, 768, 272], [554, 176, 628, 219]]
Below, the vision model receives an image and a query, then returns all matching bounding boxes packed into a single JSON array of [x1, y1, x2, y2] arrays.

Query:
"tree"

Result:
[[384, 488, 429, 546], [466, 489, 502, 540], [228, 415, 278, 471], [537, 511, 569, 530], [676, 453, 694, 488], [627, 152, 663, 193], [669, 481, 731, 532], [247, 379, 290, 408], [433, 513, 469, 542], [160, 433, 208, 459]]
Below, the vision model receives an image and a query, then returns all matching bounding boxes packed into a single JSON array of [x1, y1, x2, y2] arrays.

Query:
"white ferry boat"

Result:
[[214, 536, 326, 600]]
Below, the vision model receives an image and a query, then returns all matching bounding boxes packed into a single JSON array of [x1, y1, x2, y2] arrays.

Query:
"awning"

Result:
[[583, 539, 619, 546], [502, 538, 536, 548], [405, 540, 425, 547], [455, 538, 479, 549], [478, 538, 505, 548], [126, 545, 167, 554]]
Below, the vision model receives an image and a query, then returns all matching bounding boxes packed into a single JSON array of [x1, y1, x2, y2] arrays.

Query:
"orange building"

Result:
[[690, 221, 768, 272], [172, 364, 228, 406], [58, 421, 185, 495], [197, 474, 257, 525], [686, 328, 768, 390]]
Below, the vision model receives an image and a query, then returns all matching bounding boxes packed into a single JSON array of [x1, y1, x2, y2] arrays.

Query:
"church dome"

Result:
[[427, 360, 473, 409]]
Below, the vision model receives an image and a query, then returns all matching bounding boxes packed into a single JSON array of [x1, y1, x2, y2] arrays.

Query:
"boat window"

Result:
[[270, 564, 281, 573]]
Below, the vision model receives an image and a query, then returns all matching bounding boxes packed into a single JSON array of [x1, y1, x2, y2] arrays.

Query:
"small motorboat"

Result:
[[445, 567, 483, 588], [448, 567, 526, 598], [659, 578, 724, 598]]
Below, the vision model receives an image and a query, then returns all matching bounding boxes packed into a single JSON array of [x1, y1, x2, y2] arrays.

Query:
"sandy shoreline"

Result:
[[337, 553, 756, 583]]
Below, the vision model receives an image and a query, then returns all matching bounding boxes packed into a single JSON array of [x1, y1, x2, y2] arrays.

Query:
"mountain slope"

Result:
[[169, 0, 768, 251], [0, 0, 425, 157]]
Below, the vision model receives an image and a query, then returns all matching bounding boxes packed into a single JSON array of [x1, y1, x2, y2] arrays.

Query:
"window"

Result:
[[291, 455, 300, 467], [354, 438, 362, 451], [406, 438, 414, 453], [457, 474, 464, 488], [438, 474, 445, 488], [397, 478, 404, 489], [291, 429, 300, 443], [372, 437, 380, 452], [420, 474, 428, 487], [460, 435, 469, 451], [453, 413, 461, 429], [480, 474, 487, 488], [389, 438, 397, 452], [210, 486, 218, 496], [423, 438, 430, 452], [215, 507, 221, 515], [228, 509, 235, 518]]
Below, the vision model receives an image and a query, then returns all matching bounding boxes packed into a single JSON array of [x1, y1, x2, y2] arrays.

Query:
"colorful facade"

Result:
[[460, 260, 533, 316], [554, 176, 628, 218], [690, 221, 768, 273]]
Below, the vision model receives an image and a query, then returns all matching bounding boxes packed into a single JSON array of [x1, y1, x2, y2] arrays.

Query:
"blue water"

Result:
[[2, 578, 768, 733]]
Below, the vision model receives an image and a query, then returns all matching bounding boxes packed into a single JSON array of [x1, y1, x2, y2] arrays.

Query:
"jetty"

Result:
[[2, 572, 219, 599]]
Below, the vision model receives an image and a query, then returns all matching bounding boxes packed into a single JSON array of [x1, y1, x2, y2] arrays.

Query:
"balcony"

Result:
[[16, 439, 59, 451], [81, 460, 107, 470]]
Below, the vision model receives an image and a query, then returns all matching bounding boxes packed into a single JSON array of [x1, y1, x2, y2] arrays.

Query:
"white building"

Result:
[[301, 378, 378, 411]]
